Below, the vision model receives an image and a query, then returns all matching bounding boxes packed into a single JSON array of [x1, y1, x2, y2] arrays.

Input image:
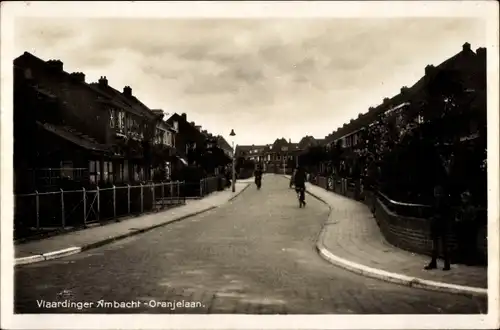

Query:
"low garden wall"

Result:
[[314, 176, 487, 265]]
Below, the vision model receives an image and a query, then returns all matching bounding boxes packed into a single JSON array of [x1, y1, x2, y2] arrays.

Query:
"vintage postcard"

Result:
[[1, 1, 499, 329]]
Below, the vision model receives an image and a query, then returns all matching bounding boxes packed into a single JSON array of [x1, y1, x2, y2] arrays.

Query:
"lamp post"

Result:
[[283, 153, 286, 175], [230, 129, 236, 192]]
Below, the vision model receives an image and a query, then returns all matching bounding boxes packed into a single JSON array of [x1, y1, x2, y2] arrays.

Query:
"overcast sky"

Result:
[[14, 18, 485, 145]]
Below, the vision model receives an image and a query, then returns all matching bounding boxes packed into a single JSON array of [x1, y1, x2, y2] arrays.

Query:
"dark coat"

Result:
[[294, 169, 307, 187]]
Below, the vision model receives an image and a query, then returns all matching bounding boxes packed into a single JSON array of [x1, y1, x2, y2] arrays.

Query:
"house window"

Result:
[[115, 162, 124, 183], [173, 121, 179, 131], [103, 161, 114, 183], [127, 116, 133, 132], [123, 160, 129, 182], [165, 162, 171, 180], [133, 164, 139, 182], [109, 109, 116, 128], [166, 131, 172, 146], [89, 160, 101, 184], [117, 111, 126, 133], [133, 164, 144, 182], [60, 161, 73, 179]]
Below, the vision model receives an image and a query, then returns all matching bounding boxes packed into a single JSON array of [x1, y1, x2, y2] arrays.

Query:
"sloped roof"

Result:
[[89, 82, 157, 120], [216, 135, 232, 151], [324, 43, 481, 144], [37, 121, 111, 152]]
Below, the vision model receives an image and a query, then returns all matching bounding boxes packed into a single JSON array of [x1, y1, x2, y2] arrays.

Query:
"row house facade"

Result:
[[13, 52, 176, 193], [262, 138, 300, 174], [236, 136, 325, 173], [315, 42, 486, 180], [165, 112, 232, 177]]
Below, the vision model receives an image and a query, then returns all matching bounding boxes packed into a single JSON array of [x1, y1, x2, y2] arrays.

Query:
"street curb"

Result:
[[282, 175, 488, 297], [229, 183, 251, 202], [15, 184, 250, 267], [316, 239, 487, 298]]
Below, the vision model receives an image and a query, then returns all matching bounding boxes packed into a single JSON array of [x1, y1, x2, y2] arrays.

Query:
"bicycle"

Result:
[[295, 186, 306, 208]]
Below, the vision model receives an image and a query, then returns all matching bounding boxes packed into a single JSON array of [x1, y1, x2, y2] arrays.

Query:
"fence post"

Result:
[[35, 190, 40, 231], [60, 189, 65, 229], [177, 181, 181, 202], [200, 179, 203, 197], [83, 188, 87, 226], [161, 182, 165, 209], [127, 184, 131, 214], [113, 185, 117, 219], [140, 183, 144, 213], [151, 183, 155, 211], [97, 186, 100, 222], [170, 181, 174, 199]]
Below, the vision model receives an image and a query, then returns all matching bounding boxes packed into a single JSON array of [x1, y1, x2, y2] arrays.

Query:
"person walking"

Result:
[[294, 166, 307, 207], [455, 190, 479, 265], [425, 184, 452, 271]]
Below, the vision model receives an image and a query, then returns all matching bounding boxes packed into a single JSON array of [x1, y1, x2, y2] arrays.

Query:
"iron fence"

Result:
[[181, 176, 226, 199], [311, 174, 487, 220], [14, 181, 186, 240]]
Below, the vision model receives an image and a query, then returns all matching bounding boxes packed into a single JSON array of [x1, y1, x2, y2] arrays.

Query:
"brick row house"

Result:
[[314, 42, 487, 200], [305, 42, 488, 264], [14, 52, 177, 193], [165, 112, 232, 180], [235, 138, 303, 175]]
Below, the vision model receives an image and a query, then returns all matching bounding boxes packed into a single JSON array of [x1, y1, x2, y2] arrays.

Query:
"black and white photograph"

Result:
[[1, 1, 499, 329]]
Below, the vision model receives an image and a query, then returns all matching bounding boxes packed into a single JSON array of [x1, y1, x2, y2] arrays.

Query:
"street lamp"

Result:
[[230, 129, 236, 193]]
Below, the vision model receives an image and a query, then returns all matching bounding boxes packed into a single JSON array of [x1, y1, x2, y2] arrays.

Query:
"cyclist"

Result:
[[294, 166, 307, 207], [254, 165, 263, 189]]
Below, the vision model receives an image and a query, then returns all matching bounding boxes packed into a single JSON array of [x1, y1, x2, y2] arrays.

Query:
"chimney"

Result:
[[190, 121, 195, 126], [98, 76, 108, 87], [425, 64, 435, 76], [151, 109, 164, 119], [123, 86, 132, 97], [462, 42, 471, 52], [46, 59, 63, 72], [195, 125, 201, 132], [181, 113, 187, 121], [400, 86, 409, 94], [383, 97, 390, 104], [70, 72, 85, 83], [289, 138, 291, 143], [476, 47, 486, 58]]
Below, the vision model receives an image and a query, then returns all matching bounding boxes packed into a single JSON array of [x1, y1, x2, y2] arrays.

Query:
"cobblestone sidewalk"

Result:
[[283, 175, 487, 291], [15, 183, 249, 260]]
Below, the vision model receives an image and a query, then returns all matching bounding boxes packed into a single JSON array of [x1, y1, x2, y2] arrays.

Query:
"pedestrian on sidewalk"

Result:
[[455, 190, 479, 265], [425, 184, 452, 271], [294, 166, 307, 207]]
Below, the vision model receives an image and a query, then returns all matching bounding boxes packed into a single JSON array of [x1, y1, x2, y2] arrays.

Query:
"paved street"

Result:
[[15, 176, 486, 314]]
